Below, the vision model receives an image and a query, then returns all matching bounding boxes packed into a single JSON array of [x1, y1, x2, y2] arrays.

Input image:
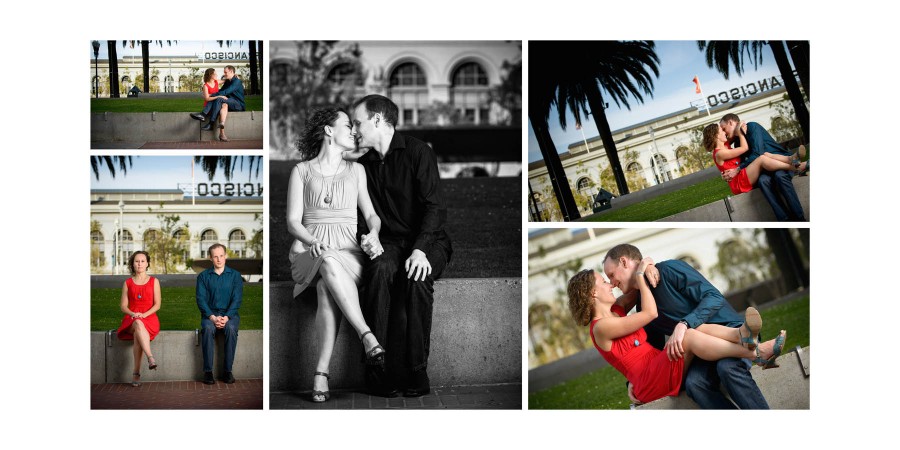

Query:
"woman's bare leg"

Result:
[[744, 155, 805, 185], [313, 278, 340, 399], [318, 257, 381, 353], [132, 339, 143, 380], [695, 323, 747, 344], [683, 329, 785, 368], [130, 320, 154, 362], [219, 103, 229, 140]]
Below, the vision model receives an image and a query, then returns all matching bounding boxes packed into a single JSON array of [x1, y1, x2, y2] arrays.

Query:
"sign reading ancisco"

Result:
[[706, 76, 784, 107], [204, 52, 249, 60], [196, 182, 263, 197]]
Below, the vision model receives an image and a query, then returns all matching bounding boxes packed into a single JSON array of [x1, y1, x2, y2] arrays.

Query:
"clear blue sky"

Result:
[[91, 156, 261, 190], [527, 40, 784, 163], [89, 40, 251, 60]]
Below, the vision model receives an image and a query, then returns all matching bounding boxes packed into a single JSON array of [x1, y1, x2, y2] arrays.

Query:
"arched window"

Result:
[[143, 229, 160, 247], [327, 62, 363, 86], [164, 75, 174, 93], [627, 162, 643, 173], [675, 146, 688, 162], [576, 177, 594, 196], [229, 229, 247, 258], [173, 228, 189, 262], [450, 62, 490, 125], [200, 229, 218, 256], [120, 229, 135, 265], [91, 230, 105, 268], [651, 154, 672, 184], [389, 62, 428, 127]]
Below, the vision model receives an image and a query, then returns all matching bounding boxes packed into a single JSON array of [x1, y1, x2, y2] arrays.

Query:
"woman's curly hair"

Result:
[[297, 106, 348, 161], [702, 123, 721, 153], [568, 269, 597, 326]]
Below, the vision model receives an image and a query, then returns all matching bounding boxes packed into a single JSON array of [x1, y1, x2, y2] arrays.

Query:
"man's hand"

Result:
[[219, 316, 230, 328], [740, 122, 748, 135], [627, 382, 643, 405], [405, 249, 432, 281], [360, 232, 383, 260], [722, 168, 739, 182], [665, 322, 688, 360]]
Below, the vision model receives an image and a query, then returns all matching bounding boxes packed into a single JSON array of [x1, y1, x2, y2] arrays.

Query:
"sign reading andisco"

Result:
[[706, 76, 785, 107], [204, 52, 249, 60]]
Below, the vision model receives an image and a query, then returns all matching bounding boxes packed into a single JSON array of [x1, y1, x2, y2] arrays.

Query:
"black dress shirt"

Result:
[[357, 133, 451, 253]]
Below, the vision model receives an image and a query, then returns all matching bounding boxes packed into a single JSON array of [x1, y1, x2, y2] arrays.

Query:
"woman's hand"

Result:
[[360, 232, 384, 260], [640, 257, 660, 288], [309, 241, 328, 258]]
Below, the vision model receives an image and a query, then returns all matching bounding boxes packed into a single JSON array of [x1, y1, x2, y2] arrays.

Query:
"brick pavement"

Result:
[[140, 140, 263, 149], [270, 383, 522, 410], [91, 378, 263, 409]]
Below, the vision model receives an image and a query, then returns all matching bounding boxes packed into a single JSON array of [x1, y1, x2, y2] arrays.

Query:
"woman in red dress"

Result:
[[703, 123, 807, 195], [116, 251, 162, 387], [190, 68, 227, 127], [567, 259, 786, 405]]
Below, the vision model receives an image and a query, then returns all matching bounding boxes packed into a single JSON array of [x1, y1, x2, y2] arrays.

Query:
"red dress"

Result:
[[116, 277, 160, 341], [203, 80, 219, 108], [590, 305, 684, 404], [713, 146, 752, 195]]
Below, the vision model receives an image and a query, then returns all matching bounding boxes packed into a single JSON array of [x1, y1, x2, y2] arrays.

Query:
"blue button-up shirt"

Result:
[[196, 265, 243, 319], [738, 121, 792, 169]]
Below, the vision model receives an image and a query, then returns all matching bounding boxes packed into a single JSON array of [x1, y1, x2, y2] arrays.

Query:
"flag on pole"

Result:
[[692, 76, 702, 94]]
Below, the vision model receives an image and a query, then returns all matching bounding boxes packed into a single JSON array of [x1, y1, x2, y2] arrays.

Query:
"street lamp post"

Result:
[[118, 200, 125, 275], [113, 219, 119, 275], [92, 40, 100, 99]]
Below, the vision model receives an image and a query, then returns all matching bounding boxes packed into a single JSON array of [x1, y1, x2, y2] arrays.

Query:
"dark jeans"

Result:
[[206, 97, 245, 124], [200, 315, 239, 373], [362, 242, 450, 386], [757, 170, 806, 221], [683, 357, 769, 409]]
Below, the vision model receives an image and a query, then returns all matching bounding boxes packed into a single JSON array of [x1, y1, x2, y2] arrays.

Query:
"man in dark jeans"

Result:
[[720, 113, 806, 221], [351, 94, 452, 397], [200, 65, 245, 142], [196, 243, 243, 385], [603, 243, 769, 409]]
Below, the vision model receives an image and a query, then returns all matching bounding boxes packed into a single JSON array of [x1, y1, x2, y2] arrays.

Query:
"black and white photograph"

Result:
[[266, 40, 523, 409]]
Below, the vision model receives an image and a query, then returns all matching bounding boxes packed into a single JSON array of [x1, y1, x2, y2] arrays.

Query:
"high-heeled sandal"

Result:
[[311, 372, 330, 403], [132, 372, 142, 387], [147, 356, 158, 370], [360, 331, 385, 365], [754, 330, 787, 369], [739, 307, 762, 350]]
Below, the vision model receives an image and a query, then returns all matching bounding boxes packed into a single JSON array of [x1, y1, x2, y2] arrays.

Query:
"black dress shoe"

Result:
[[200, 122, 214, 131], [223, 372, 235, 384], [203, 371, 215, 385], [190, 112, 206, 121], [403, 368, 430, 397]]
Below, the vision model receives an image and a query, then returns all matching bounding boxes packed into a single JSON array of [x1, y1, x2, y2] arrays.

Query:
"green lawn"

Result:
[[529, 296, 809, 409], [90, 96, 263, 113], [585, 177, 734, 222], [90, 284, 263, 331]]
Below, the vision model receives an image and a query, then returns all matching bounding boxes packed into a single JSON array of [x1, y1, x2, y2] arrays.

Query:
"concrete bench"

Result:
[[269, 278, 522, 392], [659, 175, 809, 222], [637, 346, 810, 409], [90, 329, 262, 384], [91, 111, 263, 143]]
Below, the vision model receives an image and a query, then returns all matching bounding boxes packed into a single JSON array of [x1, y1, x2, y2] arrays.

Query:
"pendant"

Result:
[[634, 339, 640, 347], [324, 195, 332, 204], [138, 294, 142, 299]]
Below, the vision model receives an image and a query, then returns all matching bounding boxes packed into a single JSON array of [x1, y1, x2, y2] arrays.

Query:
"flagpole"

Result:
[[694, 75, 711, 116]]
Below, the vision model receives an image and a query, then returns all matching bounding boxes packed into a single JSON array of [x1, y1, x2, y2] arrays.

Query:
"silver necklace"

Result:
[[318, 157, 342, 204]]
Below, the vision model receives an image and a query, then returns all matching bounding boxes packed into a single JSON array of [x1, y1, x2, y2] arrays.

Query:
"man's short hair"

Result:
[[603, 243, 643, 266], [720, 113, 740, 125], [352, 94, 399, 127], [224, 65, 236, 73], [208, 243, 227, 257]]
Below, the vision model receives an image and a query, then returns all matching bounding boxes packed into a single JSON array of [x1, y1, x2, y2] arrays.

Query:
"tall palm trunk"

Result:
[[257, 40, 264, 95], [529, 112, 580, 221], [248, 41, 259, 95], [107, 41, 120, 98], [770, 41, 810, 144], [141, 40, 150, 93], [764, 228, 808, 291], [584, 81, 629, 195], [786, 41, 810, 100]]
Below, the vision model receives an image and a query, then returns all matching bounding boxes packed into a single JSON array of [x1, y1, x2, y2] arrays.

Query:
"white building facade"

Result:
[[90, 189, 262, 274], [90, 53, 253, 96]]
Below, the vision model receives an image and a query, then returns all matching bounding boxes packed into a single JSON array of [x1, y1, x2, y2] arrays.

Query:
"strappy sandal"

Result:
[[147, 356, 158, 370], [311, 372, 330, 403], [360, 330, 385, 365], [739, 307, 762, 350], [754, 330, 787, 369], [132, 372, 142, 387]]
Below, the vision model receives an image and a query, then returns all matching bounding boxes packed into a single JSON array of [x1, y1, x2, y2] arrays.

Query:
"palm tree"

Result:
[[217, 40, 261, 95], [106, 41, 120, 98], [124, 41, 177, 94], [194, 156, 263, 181], [91, 156, 132, 180], [697, 41, 809, 144], [530, 41, 660, 198]]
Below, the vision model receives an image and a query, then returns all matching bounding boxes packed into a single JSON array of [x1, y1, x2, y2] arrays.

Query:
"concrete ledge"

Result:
[[637, 346, 810, 409], [90, 330, 262, 383], [269, 278, 522, 392], [91, 111, 263, 143], [659, 176, 809, 222]]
